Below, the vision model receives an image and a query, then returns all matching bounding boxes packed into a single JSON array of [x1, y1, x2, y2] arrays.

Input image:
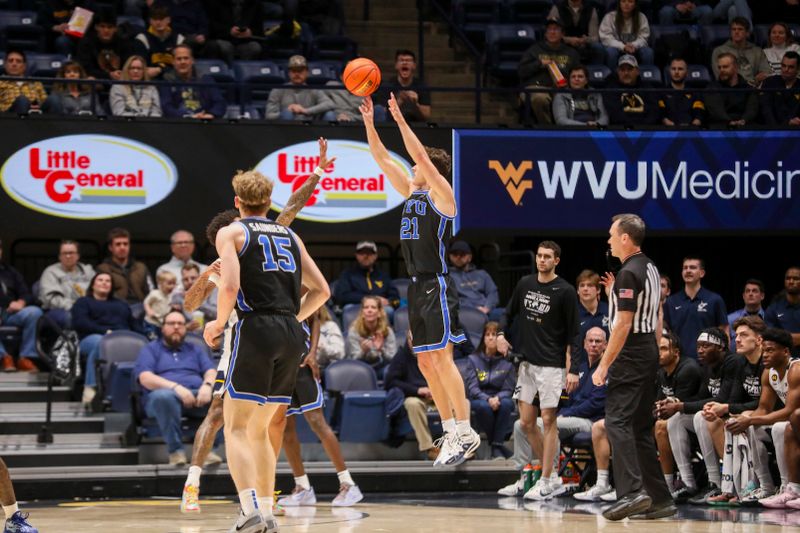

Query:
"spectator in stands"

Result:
[[711, 17, 771, 85], [764, 22, 800, 75], [134, 5, 185, 79], [502, 327, 608, 497], [598, 0, 654, 69], [518, 19, 581, 125], [264, 55, 335, 121], [333, 241, 399, 316], [0, 238, 43, 372], [77, 9, 133, 81], [660, 274, 671, 314], [313, 306, 345, 368], [603, 54, 660, 126], [39, 240, 96, 328], [0, 49, 50, 114], [658, 1, 713, 25], [664, 328, 734, 502], [765, 266, 800, 357], [205, 0, 263, 65], [156, 229, 206, 281], [727, 279, 765, 346], [380, 50, 431, 123], [570, 270, 609, 374], [135, 310, 218, 465], [170, 264, 213, 328], [110, 55, 163, 116], [38, 0, 90, 55], [448, 240, 499, 319], [463, 321, 516, 459], [345, 296, 397, 371], [144, 270, 178, 332], [664, 256, 728, 360], [547, 0, 605, 65], [659, 57, 705, 127], [160, 44, 226, 119], [47, 61, 103, 116], [96, 227, 154, 303], [761, 51, 800, 126], [72, 272, 144, 408], [653, 332, 703, 497], [384, 330, 440, 460], [712, 0, 752, 26], [552, 65, 609, 126], [706, 52, 760, 127], [151, 0, 209, 57], [325, 76, 382, 122]]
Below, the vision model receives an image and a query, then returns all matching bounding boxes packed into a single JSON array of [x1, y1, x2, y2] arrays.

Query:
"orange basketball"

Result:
[[343, 58, 381, 97]]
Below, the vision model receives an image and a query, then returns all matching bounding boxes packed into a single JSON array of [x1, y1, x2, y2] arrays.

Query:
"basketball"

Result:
[[343, 58, 381, 97]]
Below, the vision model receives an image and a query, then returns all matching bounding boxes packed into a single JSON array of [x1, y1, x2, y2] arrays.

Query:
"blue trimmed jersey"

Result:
[[400, 190, 453, 277]]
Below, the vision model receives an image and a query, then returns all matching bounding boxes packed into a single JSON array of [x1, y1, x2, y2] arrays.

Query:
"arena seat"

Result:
[[0, 325, 21, 356], [503, 0, 554, 25], [0, 10, 44, 52], [308, 35, 357, 63], [638, 64, 663, 86], [586, 64, 611, 87], [97, 330, 149, 412], [560, 430, 596, 486], [458, 307, 488, 347], [341, 304, 361, 336], [323, 360, 385, 440], [452, 0, 504, 49], [194, 59, 236, 102], [306, 60, 340, 85], [392, 306, 409, 343], [25, 53, 66, 77], [700, 24, 733, 57], [118, 15, 146, 37], [390, 278, 411, 301], [687, 64, 712, 88], [485, 23, 537, 84], [232, 60, 286, 109]]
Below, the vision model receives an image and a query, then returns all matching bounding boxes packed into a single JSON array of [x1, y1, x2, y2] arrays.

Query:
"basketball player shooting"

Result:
[[359, 94, 480, 467]]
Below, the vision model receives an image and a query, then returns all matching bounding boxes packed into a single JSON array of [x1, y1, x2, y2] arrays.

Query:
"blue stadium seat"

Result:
[[485, 23, 537, 84], [26, 53, 66, 77], [390, 278, 411, 301], [700, 25, 732, 51], [97, 331, 149, 411], [341, 304, 361, 336], [306, 60, 339, 86], [392, 307, 409, 343], [118, 15, 146, 37], [109, 361, 136, 412], [323, 359, 379, 434], [586, 64, 611, 87], [686, 64, 712, 88], [184, 332, 213, 359], [452, 0, 504, 48], [338, 390, 389, 442], [458, 307, 488, 347], [503, 0, 554, 25], [232, 60, 285, 108], [194, 59, 236, 102], [0, 326, 21, 356], [0, 10, 43, 51], [639, 64, 662, 86], [309, 35, 357, 62]]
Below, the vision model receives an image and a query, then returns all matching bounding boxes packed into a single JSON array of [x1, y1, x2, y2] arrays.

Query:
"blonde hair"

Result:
[[317, 305, 332, 322], [156, 270, 177, 284], [122, 55, 150, 82], [353, 296, 390, 338], [232, 170, 273, 212]]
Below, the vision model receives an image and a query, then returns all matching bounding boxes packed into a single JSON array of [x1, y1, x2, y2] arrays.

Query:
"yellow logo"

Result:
[[477, 370, 487, 382], [489, 160, 533, 205]]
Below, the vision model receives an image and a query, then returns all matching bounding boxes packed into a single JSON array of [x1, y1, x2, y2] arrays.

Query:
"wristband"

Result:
[[496, 331, 505, 337], [208, 273, 220, 286], [313, 166, 325, 176]]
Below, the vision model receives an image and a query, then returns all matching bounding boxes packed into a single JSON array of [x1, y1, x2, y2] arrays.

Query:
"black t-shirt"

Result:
[[682, 353, 739, 414], [726, 354, 765, 415], [501, 274, 580, 369], [656, 356, 703, 401], [380, 77, 431, 123]]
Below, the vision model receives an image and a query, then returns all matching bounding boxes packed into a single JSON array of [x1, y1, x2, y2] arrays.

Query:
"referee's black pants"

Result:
[[605, 335, 672, 504]]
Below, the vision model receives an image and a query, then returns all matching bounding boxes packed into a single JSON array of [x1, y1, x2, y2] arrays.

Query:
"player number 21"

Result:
[[257, 235, 296, 273], [400, 217, 419, 239]]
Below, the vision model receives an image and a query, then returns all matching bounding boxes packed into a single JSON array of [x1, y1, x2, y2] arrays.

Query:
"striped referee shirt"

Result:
[[609, 252, 660, 334]]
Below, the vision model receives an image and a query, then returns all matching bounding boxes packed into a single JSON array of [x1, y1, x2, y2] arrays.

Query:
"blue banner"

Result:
[[453, 130, 800, 233]]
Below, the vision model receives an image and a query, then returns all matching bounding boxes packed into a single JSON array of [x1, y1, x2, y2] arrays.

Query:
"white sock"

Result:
[[239, 489, 258, 515], [664, 473, 674, 487], [682, 470, 697, 490], [790, 482, 800, 493], [257, 497, 273, 519], [455, 419, 471, 436], [3, 503, 18, 519], [294, 474, 311, 491], [550, 472, 560, 481], [337, 470, 354, 487], [442, 418, 456, 434], [597, 469, 609, 488], [186, 465, 202, 487]]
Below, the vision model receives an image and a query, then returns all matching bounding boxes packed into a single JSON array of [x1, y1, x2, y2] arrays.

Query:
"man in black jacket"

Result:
[[706, 52, 759, 128], [333, 241, 399, 319], [659, 57, 705, 127], [0, 238, 43, 372], [76, 8, 133, 81], [603, 55, 661, 127], [760, 51, 800, 126]]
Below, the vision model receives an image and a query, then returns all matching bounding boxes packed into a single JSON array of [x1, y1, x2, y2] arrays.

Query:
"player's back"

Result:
[[236, 216, 302, 315], [400, 189, 453, 277]]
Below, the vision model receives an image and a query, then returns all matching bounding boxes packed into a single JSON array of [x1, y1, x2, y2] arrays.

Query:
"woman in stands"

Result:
[[47, 61, 103, 116], [345, 295, 397, 372], [314, 306, 345, 369], [764, 22, 800, 75], [71, 272, 145, 409], [109, 55, 163, 117], [552, 65, 609, 127], [463, 321, 516, 460], [599, 0, 654, 69]]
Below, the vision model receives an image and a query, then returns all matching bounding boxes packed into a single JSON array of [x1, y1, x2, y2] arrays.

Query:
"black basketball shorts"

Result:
[[286, 364, 324, 416], [407, 273, 466, 354]]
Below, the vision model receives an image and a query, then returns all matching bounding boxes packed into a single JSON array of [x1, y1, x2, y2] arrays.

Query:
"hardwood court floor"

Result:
[[20, 495, 800, 532]]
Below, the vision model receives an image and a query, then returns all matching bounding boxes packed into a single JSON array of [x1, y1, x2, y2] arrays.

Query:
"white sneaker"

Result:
[[331, 484, 363, 507], [498, 472, 526, 496], [600, 489, 617, 502], [277, 486, 316, 507], [432, 433, 455, 468], [524, 478, 557, 501], [547, 475, 567, 498], [228, 509, 266, 533], [741, 486, 775, 504], [438, 428, 481, 468], [574, 484, 614, 502]]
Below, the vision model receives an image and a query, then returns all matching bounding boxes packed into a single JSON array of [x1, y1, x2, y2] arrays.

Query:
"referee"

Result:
[[592, 214, 675, 520]]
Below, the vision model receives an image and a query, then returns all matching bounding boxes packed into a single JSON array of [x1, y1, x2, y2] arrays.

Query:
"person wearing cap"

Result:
[[264, 55, 336, 121], [518, 18, 581, 124], [333, 241, 400, 319], [76, 8, 134, 81], [160, 44, 226, 119], [205, 0, 263, 65], [598, 0, 653, 70], [547, 0, 605, 65], [602, 54, 660, 126], [447, 241, 499, 319], [705, 52, 759, 128]]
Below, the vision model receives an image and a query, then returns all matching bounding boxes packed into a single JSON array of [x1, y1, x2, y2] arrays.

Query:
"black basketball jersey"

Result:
[[236, 216, 302, 315], [400, 189, 453, 277]]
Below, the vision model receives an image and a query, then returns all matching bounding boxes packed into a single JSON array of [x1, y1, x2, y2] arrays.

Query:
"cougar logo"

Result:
[[489, 160, 533, 205]]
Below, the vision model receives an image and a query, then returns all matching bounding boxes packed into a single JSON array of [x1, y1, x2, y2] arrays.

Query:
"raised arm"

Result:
[[275, 137, 334, 226], [184, 261, 219, 312], [387, 92, 455, 216], [360, 96, 412, 197]]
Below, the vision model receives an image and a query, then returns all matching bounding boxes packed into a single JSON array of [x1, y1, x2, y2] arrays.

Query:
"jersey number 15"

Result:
[[257, 234, 297, 273]]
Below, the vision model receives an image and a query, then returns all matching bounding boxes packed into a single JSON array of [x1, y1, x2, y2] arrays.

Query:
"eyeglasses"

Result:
[[164, 321, 186, 327]]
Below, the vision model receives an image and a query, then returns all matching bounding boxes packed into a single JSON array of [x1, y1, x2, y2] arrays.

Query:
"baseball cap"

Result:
[[448, 240, 471, 254], [618, 54, 639, 68], [356, 241, 377, 253], [544, 18, 563, 28], [288, 55, 308, 69]]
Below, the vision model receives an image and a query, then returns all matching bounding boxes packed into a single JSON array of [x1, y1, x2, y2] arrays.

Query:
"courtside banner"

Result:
[[453, 129, 800, 233]]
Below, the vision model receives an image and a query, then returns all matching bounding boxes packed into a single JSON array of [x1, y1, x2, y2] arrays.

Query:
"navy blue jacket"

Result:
[[159, 72, 227, 118], [0, 262, 34, 310], [71, 296, 144, 339], [384, 344, 427, 397], [464, 352, 516, 401], [334, 264, 399, 307], [558, 358, 606, 421]]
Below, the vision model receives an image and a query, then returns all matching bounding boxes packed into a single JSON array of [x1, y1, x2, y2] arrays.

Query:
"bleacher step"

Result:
[[0, 386, 71, 403], [0, 415, 105, 435], [0, 432, 122, 448], [2, 447, 138, 468]]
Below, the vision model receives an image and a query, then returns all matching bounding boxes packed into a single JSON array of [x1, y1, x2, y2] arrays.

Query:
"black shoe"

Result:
[[688, 483, 721, 506], [671, 484, 698, 503], [630, 499, 678, 519], [602, 490, 652, 521]]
